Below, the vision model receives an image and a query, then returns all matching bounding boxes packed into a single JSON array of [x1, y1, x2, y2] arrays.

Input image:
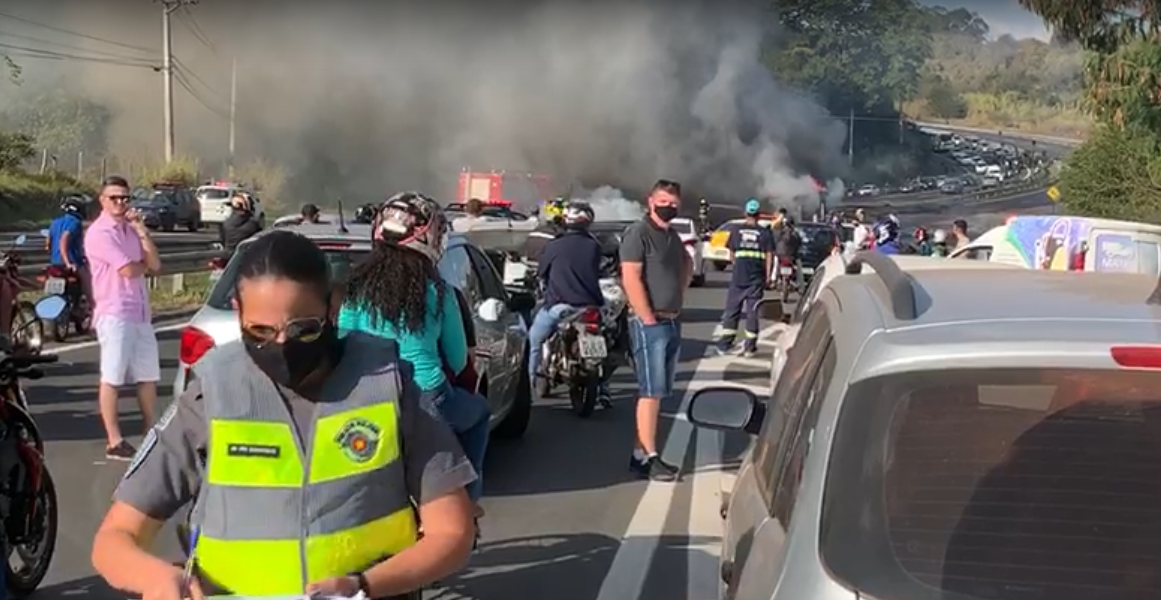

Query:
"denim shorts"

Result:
[[628, 316, 681, 399]]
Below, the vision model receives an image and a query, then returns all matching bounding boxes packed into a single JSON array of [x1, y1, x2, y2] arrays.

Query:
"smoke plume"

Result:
[[1, 0, 850, 212]]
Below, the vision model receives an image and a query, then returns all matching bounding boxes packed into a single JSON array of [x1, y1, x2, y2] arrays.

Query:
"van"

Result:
[[982, 164, 1003, 179], [950, 215, 1161, 274]]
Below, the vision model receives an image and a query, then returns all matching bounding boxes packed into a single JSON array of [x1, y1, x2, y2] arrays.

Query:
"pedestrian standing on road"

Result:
[[620, 179, 691, 482], [92, 230, 476, 600], [83, 176, 162, 461], [952, 219, 971, 251], [715, 199, 774, 358], [219, 192, 262, 253]]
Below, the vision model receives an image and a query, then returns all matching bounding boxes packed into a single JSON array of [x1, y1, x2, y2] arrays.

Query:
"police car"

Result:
[[705, 217, 775, 271], [670, 217, 705, 287]]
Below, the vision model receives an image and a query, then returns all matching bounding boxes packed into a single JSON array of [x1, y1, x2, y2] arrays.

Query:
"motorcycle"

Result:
[[0, 344, 58, 597], [0, 236, 43, 354], [773, 257, 799, 303], [34, 265, 90, 343]]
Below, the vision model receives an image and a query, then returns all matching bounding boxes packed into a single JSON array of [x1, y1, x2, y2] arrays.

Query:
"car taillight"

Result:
[[180, 326, 215, 365], [780, 257, 793, 266], [1111, 346, 1161, 369], [580, 308, 601, 333]]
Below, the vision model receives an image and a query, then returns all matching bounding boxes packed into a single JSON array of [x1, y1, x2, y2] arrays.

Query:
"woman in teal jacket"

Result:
[[339, 191, 490, 506]]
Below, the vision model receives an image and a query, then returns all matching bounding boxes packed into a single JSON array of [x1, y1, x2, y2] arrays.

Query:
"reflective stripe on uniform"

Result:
[[733, 249, 765, 259], [191, 337, 418, 595]]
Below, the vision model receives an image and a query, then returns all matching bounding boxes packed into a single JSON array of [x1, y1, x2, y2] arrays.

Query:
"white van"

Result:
[[982, 164, 1004, 180], [950, 215, 1161, 274]]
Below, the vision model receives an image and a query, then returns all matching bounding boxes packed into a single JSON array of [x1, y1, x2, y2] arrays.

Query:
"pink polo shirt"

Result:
[[83, 212, 150, 323]]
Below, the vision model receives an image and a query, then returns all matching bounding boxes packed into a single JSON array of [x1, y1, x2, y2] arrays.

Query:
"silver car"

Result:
[[689, 252, 1161, 600], [174, 221, 535, 438]]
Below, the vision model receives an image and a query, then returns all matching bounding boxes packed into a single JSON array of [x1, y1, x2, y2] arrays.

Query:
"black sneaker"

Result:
[[105, 440, 137, 461], [598, 388, 613, 409], [629, 454, 680, 482]]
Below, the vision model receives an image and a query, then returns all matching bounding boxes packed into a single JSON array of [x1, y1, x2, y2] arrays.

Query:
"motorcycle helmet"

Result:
[[873, 219, 900, 246], [563, 201, 595, 230], [544, 197, 566, 221], [353, 203, 376, 224], [60, 195, 87, 217], [372, 191, 449, 264], [932, 228, 949, 244], [913, 227, 929, 242], [744, 199, 761, 216]]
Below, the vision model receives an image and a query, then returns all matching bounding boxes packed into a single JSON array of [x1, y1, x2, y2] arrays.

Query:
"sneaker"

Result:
[[598, 388, 613, 409], [105, 440, 137, 461], [629, 454, 680, 482], [741, 348, 758, 358], [714, 345, 734, 357]]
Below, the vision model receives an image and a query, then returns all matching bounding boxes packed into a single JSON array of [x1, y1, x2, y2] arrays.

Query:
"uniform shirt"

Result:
[[115, 352, 475, 521], [48, 213, 84, 267], [83, 211, 149, 323], [728, 222, 775, 288], [619, 217, 688, 313]]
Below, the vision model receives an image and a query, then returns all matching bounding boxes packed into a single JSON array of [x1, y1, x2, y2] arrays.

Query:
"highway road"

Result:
[[23, 269, 760, 600]]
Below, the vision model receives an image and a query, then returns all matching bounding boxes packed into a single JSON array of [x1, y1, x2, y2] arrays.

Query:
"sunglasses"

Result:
[[242, 316, 326, 346], [106, 194, 132, 203]]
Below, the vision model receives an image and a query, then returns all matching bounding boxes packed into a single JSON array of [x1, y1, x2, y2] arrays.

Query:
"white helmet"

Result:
[[933, 228, 948, 244]]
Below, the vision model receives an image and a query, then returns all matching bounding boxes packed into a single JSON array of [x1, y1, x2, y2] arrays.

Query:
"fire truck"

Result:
[[456, 169, 554, 209]]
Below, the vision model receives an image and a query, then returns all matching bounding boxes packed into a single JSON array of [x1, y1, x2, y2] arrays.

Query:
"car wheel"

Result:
[[493, 346, 532, 440], [713, 261, 728, 272], [162, 221, 175, 233], [691, 273, 705, 287], [187, 218, 199, 233]]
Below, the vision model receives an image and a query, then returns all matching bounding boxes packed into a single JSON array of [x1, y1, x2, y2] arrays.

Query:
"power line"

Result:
[[0, 10, 158, 55], [0, 28, 155, 62], [173, 57, 220, 96], [176, 7, 216, 54], [173, 67, 229, 119], [0, 42, 157, 69]]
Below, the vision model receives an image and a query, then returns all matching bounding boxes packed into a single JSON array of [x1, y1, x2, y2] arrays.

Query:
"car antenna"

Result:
[[337, 200, 349, 234]]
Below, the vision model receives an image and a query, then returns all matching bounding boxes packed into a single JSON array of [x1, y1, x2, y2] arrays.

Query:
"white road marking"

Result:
[[44, 320, 189, 356], [595, 349, 770, 600]]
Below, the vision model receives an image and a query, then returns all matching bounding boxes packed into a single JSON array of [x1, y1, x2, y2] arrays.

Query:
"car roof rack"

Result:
[[844, 251, 918, 320]]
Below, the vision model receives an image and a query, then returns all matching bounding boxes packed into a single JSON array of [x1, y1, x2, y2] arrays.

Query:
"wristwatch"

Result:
[[351, 572, 371, 596]]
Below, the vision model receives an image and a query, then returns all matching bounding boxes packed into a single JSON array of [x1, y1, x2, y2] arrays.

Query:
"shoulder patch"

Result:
[[122, 427, 159, 481]]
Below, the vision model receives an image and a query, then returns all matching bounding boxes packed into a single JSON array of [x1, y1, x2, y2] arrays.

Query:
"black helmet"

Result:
[[353, 203, 375, 224], [61, 195, 86, 217]]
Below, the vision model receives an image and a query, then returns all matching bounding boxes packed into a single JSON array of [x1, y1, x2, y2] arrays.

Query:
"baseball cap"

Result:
[[744, 199, 761, 215]]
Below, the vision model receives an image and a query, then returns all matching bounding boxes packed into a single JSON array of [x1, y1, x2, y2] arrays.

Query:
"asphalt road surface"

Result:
[[24, 269, 763, 600]]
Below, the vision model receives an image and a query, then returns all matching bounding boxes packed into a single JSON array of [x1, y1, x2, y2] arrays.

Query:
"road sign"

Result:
[[1047, 185, 1061, 202]]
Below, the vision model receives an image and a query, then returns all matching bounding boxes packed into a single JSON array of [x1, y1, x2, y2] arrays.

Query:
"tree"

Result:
[[1058, 126, 1161, 221], [2, 55, 18, 84], [0, 130, 35, 171], [1, 93, 112, 157], [921, 75, 967, 118]]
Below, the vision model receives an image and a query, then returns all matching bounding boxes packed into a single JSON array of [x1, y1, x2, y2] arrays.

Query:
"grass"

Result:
[[20, 270, 214, 315], [0, 170, 94, 230], [906, 92, 1093, 139]]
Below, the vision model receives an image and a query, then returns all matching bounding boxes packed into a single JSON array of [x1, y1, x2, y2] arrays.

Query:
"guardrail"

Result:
[[911, 120, 1084, 148]]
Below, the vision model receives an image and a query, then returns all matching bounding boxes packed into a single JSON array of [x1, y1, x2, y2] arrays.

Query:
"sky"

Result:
[[926, 0, 1052, 40]]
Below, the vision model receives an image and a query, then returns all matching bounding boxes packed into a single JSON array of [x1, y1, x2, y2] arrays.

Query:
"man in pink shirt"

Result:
[[83, 176, 162, 461]]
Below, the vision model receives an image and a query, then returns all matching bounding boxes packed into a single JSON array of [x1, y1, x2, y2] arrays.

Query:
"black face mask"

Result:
[[243, 321, 338, 389], [653, 205, 678, 223]]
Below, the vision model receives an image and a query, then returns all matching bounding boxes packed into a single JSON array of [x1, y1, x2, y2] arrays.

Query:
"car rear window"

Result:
[[822, 367, 1161, 600], [799, 226, 837, 249], [207, 245, 370, 310], [671, 220, 695, 236], [199, 188, 231, 201]]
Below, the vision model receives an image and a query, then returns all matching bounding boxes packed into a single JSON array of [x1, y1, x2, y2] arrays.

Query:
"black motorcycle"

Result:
[[0, 347, 58, 597], [536, 305, 612, 417]]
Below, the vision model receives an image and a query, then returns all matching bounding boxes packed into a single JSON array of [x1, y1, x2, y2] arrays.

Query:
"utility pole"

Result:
[[157, 0, 198, 164], [228, 55, 236, 177], [847, 106, 855, 166]]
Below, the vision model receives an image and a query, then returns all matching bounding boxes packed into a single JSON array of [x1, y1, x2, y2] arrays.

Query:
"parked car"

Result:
[[670, 217, 706, 287], [689, 253, 1161, 600], [196, 182, 266, 227], [130, 184, 200, 232], [175, 221, 535, 438]]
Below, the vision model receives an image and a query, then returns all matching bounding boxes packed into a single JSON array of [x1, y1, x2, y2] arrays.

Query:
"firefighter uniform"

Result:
[[716, 218, 775, 354]]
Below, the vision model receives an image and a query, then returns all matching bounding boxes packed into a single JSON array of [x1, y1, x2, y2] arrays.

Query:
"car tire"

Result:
[[713, 261, 728, 272], [162, 221, 175, 233], [691, 273, 706, 287], [493, 346, 532, 440], [187, 218, 200, 233]]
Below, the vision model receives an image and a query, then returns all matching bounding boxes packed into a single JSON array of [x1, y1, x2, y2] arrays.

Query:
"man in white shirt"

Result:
[[451, 198, 486, 232]]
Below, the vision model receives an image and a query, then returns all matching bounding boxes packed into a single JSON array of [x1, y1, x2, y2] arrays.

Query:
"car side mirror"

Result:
[[687, 387, 765, 435], [13, 234, 26, 246], [38, 229, 49, 238], [34, 295, 67, 320], [477, 298, 506, 322]]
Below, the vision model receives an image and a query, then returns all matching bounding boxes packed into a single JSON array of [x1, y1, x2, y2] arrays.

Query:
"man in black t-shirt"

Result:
[[716, 199, 774, 357]]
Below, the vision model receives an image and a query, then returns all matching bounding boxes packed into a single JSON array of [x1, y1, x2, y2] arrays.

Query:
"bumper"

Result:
[[704, 246, 730, 262]]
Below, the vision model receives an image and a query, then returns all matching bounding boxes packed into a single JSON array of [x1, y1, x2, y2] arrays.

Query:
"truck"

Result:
[[457, 169, 554, 209]]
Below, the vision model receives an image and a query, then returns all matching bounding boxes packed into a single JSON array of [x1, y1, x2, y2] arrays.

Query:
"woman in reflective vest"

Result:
[[92, 230, 478, 600]]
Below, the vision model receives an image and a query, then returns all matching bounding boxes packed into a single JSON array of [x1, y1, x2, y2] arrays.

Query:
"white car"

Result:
[[670, 217, 705, 287], [443, 203, 539, 232], [704, 218, 775, 271], [759, 253, 1020, 393], [197, 185, 266, 226]]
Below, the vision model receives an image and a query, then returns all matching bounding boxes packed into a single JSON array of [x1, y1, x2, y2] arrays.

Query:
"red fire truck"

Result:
[[456, 169, 554, 208]]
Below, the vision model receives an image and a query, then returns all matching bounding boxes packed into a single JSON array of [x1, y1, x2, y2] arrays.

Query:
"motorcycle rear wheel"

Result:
[[10, 305, 42, 354], [6, 469, 58, 598], [569, 376, 599, 418]]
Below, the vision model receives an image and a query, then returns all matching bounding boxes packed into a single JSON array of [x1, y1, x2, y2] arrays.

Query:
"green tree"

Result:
[[1058, 126, 1161, 220], [921, 75, 967, 118], [0, 130, 35, 171], [2, 93, 112, 157]]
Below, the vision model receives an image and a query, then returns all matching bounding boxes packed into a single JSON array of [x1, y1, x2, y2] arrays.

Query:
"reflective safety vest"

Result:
[[189, 333, 419, 595]]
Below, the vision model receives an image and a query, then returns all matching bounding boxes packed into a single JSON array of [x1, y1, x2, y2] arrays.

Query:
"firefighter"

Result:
[[697, 198, 711, 235], [715, 199, 775, 357], [524, 197, 567, 263]]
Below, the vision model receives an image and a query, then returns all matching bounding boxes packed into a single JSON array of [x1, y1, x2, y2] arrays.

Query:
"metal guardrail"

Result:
[[910, 120, 1084, 148], [17, 249, 224, 278], [848, 171, 1052, 212]]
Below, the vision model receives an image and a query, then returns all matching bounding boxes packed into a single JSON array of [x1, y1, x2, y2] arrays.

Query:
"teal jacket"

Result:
[[337, 282, 468, 391]]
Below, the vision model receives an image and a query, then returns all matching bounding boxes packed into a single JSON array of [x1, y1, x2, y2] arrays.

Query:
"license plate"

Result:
[[578, 334, 607, 359], [779, 267, 793, 275], [43, 277, 66, 295], [802, 267, 814, 275]]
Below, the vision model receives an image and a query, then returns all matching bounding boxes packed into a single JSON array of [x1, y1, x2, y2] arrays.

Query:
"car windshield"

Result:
[[206, 243, 371, 310], [798, 225, 837, 249], [822, 366, 1161, 600]]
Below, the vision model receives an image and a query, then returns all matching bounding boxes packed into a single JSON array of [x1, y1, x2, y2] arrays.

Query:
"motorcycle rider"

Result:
[[774, 215, 803, 289], [873, 218, 904, 255], [48, 195, 92, 310], [913, 227, 934, 256], [527, 202, 613, 405], [851, 208, 873, 250], [220, 193, 263, 253], [715, 199, 774, 357], [932, 228, 951, 257], [523, 197, 566, 263]]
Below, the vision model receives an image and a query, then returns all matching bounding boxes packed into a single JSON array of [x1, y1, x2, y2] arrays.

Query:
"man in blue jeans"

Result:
[[620, 179, 691, 482], [528, 202, 612, 403]]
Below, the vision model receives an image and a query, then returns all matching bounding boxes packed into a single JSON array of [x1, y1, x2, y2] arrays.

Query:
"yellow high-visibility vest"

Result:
[[189, 334, 418, 594]]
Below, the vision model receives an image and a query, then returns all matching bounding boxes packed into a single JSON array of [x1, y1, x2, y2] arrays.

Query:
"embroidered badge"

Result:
[[335, 418, 381, 463]]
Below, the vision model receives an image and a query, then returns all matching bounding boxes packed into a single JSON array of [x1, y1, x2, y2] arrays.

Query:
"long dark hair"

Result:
[[235, 231, 331, 301], [345, 242, 445, 334]]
